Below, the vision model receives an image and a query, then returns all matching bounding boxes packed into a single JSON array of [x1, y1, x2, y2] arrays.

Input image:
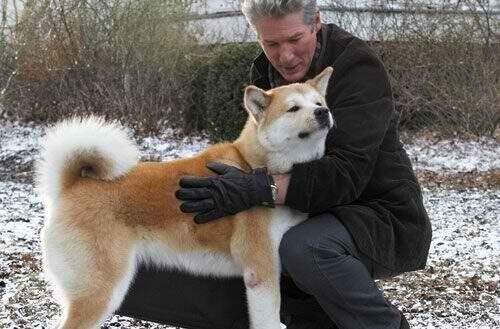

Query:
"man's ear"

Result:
[[307, 66, 333, 98], [244, 85, 270, 123], [313, 10, 321, 32]]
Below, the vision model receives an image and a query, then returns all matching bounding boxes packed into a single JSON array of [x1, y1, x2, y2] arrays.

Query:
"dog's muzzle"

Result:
[[315, 107, 336, 129]]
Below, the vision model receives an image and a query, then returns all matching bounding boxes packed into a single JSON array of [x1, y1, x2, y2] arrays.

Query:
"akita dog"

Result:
[[37, 67, 334, 329]]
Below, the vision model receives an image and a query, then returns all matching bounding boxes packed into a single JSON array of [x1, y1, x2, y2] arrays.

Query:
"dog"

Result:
[[37, 67, 334, 329]]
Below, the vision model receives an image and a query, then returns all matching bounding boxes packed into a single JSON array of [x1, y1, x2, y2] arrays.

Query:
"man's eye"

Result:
[[288, 106, 300, 112]]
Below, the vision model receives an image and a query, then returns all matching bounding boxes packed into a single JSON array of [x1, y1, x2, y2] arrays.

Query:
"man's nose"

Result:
[[279, 44, 295, 63]]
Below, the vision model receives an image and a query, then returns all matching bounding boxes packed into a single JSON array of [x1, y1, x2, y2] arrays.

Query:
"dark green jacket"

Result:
[[250, 23, 432, 272]]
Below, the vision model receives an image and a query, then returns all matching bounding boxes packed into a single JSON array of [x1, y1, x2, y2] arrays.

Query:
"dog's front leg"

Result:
[[231, 209, 283, 329]]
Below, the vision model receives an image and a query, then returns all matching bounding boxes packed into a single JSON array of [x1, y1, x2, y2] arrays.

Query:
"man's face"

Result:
[[254, 10, 321, 83]]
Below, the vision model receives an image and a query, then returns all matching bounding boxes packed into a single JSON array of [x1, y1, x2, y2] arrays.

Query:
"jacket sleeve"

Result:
[[284, 47, 395, 213]]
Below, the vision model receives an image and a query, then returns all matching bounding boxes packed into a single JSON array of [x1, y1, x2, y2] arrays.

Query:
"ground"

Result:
[[0, 119, 498, 328]]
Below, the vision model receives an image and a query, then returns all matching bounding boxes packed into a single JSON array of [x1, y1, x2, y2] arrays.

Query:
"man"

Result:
[[176, 1, 431, 328], [118, 1, 431, 328]]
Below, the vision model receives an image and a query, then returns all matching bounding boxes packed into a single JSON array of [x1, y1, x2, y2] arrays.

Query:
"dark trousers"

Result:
[[278, 213, 402, 329], [117, 213, 401, 329]]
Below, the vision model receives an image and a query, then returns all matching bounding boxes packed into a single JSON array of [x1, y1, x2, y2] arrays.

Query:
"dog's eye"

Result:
[[288, 106, 300, 113], [315, 102, 322, 106]]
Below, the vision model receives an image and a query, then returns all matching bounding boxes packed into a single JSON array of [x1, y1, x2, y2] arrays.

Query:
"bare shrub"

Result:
[[378, 3, 497, 135], [327, 0, 499, 136], [0, 0, 16, 114], [380, 38, 498, 135], [2, 0, 203, 132]]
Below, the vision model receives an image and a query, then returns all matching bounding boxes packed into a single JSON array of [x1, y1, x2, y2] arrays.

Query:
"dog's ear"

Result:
[[244, 85, 270, 123], [307, 66, 333, 98]]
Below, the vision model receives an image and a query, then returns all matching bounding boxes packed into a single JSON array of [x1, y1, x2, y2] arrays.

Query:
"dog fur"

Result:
[[37, 67, 334, 329]]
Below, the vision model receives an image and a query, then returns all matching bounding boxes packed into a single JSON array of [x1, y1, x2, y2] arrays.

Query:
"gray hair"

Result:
[[241, 0, 318, 27]]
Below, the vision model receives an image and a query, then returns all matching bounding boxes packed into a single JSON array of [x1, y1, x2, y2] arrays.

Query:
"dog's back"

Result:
[[37, 115, 259, 255]]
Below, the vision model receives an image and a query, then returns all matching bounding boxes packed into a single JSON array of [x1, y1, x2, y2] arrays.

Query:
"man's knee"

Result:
[[279, 214, 355, 276], [279, 225, 316, 275]]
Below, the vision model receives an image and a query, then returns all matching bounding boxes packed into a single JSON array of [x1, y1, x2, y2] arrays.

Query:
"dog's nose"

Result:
[[314, 107, 330, 127], [314, 107, 329, 118]]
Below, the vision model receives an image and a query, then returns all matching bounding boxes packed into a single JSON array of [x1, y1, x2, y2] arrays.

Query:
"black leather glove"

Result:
[[175, 162, 275, 224]]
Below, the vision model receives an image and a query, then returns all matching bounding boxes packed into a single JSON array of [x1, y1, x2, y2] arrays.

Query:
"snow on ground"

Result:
[[0, 119, 499, 328], [404, 136, 500, 173]]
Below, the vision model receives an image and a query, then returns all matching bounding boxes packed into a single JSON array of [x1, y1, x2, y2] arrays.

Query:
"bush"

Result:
[[2, 0, 202, 132], [201, 42, 260, 141], [0, 33, 16, 112], [373, 21, 498, 136], [1, 0, 261, 141], [183, 49, 214, 134]]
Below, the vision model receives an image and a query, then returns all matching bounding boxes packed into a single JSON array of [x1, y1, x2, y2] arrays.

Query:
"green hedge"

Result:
[[193, 43, 261, 142]]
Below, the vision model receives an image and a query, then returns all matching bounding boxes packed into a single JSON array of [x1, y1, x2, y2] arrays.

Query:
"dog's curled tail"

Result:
[[36, 116, 139, 209]]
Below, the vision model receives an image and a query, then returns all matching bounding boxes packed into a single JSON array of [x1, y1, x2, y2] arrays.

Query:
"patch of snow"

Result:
[[404, 137, 500, 173], [424, 188, 499, 269], [138, 129, 209, 160], [0, 182, 44, 254]]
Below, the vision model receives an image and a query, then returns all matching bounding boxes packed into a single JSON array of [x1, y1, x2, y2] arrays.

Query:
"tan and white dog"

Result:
[[37, 67, 334, 329]]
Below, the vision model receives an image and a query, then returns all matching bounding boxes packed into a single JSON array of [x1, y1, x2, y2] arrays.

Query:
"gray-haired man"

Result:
[[118, 1, 431, 328]]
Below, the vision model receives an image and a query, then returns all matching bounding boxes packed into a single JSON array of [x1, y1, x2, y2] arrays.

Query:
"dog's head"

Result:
[[244, 67, 335, 158]]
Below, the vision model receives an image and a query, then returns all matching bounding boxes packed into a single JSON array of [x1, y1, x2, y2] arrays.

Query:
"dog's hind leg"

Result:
[[55, 261, 136, 329], [42, 222, 137, 329]]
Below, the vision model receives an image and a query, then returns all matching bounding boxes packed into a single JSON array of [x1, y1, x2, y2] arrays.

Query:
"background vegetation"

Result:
[[0, 0, 498, 141]]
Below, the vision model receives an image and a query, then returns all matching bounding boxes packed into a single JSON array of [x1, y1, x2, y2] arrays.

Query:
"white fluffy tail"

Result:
[[36, 116, 139, 210]]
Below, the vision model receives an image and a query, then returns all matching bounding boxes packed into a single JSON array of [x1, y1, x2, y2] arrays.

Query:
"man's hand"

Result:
[[175, 162, 275, 224]]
